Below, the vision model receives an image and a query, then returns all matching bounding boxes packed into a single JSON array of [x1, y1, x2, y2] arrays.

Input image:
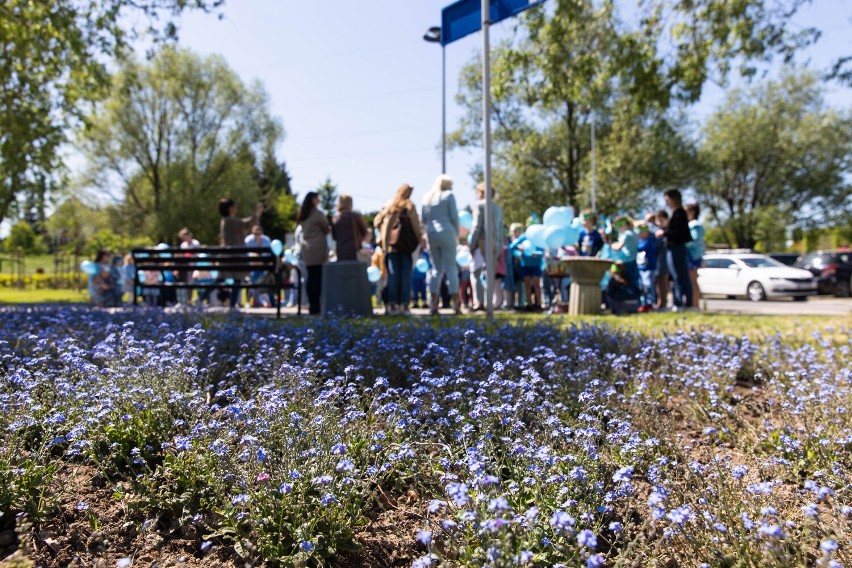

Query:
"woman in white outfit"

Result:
[[421, 175, 460, 314]]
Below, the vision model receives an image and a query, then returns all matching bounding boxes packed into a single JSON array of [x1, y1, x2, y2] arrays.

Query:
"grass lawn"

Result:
[[0, 288, 89, 304], [0, 253, 72, 275]]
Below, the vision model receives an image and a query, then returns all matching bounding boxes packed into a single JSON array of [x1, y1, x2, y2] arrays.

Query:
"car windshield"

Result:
[[740, 257, 783, 268]]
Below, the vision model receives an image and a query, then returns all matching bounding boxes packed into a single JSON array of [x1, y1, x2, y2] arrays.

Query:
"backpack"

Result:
[[388, 209, 419, 254]]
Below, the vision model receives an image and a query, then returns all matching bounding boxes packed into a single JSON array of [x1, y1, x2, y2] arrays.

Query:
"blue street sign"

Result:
[[441, 0, 545, 45]]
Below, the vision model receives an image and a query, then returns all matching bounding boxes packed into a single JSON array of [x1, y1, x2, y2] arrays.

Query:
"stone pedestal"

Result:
[[321, 261, 373, 317], [562, 258, 613, 315]]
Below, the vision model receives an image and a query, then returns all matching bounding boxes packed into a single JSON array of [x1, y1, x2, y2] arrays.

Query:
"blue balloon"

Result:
[[156, 242, 172, 258], [458, 210, 473, 230], [284, 249, 297, 264], [80, 260, 98, 275], [415, 258, 429, 273], [543, 206, 574, 227], [524, 224, 547, 249], [210, 270, 219, 280], [562, 225, 580, 247], [572, 216, 584, 229], [270, 239, 284, 256], [545, 226, 566, 249], [367, 265, 381, 283], [456, 249, 472, 267]]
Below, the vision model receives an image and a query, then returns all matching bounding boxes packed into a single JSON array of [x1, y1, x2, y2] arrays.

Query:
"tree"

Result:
[[0, 0, 225, 228], [45, 196, 111, 253], [256, 150, 298, 240], [3, 221, 46, 254], [316, 177, 339, 222], [697, 72, 851, 249], [449, 0, 817, 215], [82, 47, 283, 244]]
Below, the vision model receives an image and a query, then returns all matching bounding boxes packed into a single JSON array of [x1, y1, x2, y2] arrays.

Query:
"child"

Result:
[[685, 202, 705, 308], [509, 229, 543, 311], [371, 245, 388, 309], [605, 261, 641, 314], [411, 250, 429, 309], [577, 210, 604, 257], [609, 215, 640, 292], [635, 221, 658, 311]]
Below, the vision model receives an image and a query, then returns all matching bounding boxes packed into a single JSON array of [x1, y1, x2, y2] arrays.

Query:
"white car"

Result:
[[698, 253, 818, 301]]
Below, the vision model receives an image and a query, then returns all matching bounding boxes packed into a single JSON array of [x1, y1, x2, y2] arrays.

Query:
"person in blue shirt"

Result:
[[635, 221, 658, 311], [245, 224, 274, 307], [685, 202, 705, 308], [576, 209, 604, 257], [411, 250, 430, 309], [509, 229, 543, 311], [605, 261, 642, 314], [609, 215, 640, 292]]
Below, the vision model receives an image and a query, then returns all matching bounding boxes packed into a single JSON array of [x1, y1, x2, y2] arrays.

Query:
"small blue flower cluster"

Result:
[[0, 307, 848, 567]]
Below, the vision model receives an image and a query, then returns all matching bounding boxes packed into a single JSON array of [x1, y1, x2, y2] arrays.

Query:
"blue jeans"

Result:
[[640, 269, 657, 306], [667, 245, 693, 307], [385, 252, 412, 305]]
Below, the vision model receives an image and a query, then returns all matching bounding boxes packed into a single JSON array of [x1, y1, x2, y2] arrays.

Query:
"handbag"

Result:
[[352, 213, 371, 263], [388, 209, 418, 254]]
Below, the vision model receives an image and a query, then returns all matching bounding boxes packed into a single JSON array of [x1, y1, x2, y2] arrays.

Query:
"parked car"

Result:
[[698, 253, 817, 301], [793, 250, 852, 297], [767, 252, 799, 267]]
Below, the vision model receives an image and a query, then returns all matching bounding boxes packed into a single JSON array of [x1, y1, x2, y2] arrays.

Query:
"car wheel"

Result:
[[836, 277, 851, 298], [747, 281, 766, 302]]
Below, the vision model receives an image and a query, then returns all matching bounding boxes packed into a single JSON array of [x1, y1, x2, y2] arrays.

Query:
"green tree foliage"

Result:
[[82, 47, 283, 245], [450, 0, 817, 217], [256, 150, 298, 240], [697, 72, 852, 249], [45, 196, 111, 253], [0, 0, 225, 227], [316, 177, 339, 221], [3, 221, 46, 254]]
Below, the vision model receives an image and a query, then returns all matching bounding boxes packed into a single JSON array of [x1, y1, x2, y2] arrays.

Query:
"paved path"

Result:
[[699, 296, 851, 316]]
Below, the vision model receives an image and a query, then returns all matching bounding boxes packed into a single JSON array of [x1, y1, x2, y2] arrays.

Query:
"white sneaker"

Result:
[[385, 304, 398, 315]]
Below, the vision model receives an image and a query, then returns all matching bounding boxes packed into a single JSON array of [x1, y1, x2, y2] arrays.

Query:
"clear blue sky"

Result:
[[65, 0, 851, 226], [171, 0, 849, 217]]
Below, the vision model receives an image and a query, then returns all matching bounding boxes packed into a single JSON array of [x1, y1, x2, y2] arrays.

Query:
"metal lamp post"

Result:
[[423, 26, 446, 174]]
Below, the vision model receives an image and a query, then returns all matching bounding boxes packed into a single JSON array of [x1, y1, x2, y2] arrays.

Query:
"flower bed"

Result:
[[0, 308, 849, 567]]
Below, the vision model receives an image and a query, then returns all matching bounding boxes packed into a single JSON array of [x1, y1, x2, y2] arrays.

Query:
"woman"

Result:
[[331, 193, 369, 262], [374, 183, 423, 315], [219, 197, 263, 308], [297, 192, 330, 315], [663, 189, 693, 310], [420, 175, 460, 315]]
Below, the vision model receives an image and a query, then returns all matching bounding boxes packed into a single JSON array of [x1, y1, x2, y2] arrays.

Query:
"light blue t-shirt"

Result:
[[687, 220, 705, 261], [617, 230, 638, 263]]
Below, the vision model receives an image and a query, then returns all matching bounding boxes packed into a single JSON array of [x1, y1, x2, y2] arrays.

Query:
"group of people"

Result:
[[87, 180, 705, 316], [600, 189, 705, 313]]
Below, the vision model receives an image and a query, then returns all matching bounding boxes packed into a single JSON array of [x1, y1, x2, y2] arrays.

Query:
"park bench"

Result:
[[131, 245, 301, 317]]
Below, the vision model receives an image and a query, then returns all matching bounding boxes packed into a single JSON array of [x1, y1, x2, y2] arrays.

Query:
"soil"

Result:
[[1, 466, 419, 568]]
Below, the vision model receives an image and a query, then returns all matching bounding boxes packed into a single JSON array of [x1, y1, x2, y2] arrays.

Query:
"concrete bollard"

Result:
[[321, 261, 373, 317]]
